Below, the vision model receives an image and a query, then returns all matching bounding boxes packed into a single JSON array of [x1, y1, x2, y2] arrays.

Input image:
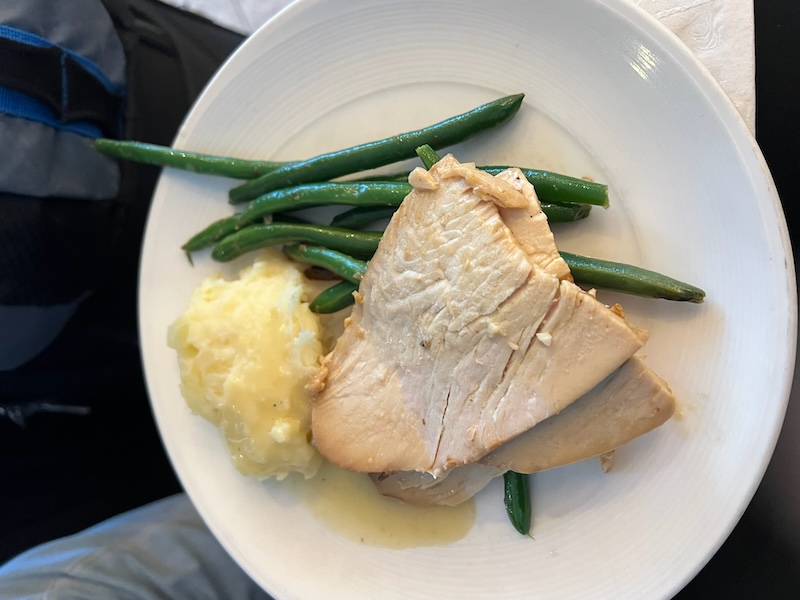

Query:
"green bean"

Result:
[[93, 138, 282, 179], [183, 213, 312, 253], [211, 223, 381, 262], [354, 172, 414, 183], [296, 231, 701, 302], [330, 206, 397, 229], [234, 181, 410, 229], [560, 251, 705, 303], [234, 177, 590, 230], [503, 471, 532, 535], [229, 94, 525, 203], [295, 227, 701, 316], [416, 144, 441, 169], [480, 167, 608, 208], [541, 202, 592, 223], [326, 198, 588, 229], [310, 280, 360, 313], [314, 241, 702, 316], [337, 202, 590, 231], [182, 213, 241, 253], [270, 213, 312, 225], [271, 227, 700, 302], [207, 224, 702, 301], [359, 165, 609, 208], [412, 147, 593, 221], [283, 245, 367, 284]]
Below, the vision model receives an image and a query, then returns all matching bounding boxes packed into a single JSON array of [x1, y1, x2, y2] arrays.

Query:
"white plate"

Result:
[[138, 1, 796, 598]]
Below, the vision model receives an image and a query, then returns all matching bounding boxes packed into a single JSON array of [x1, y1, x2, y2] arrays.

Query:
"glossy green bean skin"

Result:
[[480, 167, 608, 208], [541, 202, 592, 223], [269, 213, 312, 225], [234, 181, 410, 229], [93, 138, 282, 179], [183, 213, 311, 253], [182, 213, 241, 252], [361, 165, 609, 208], [503, 471, 532, 535], [210, 223, 381, 262], [283, 245, 367, 284], [229, 94, 525, 203], [330, 206, 397, 229], [415, 144, 441, 169], [309, 280, 360, 313], [560, 252, 705, 303]]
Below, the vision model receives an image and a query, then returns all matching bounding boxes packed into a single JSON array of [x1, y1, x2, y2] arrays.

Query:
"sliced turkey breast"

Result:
[[311, 155, 647, 475], [372, 356, 676, 506]]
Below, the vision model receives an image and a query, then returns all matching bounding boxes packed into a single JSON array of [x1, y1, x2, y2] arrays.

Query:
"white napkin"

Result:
[[633, 0, 754, 132], [159, 0, 755, 133]]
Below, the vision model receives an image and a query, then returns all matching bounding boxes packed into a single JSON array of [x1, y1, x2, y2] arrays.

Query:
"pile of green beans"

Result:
[[227, 93, 525, 202], [95, 94, 706, 538]]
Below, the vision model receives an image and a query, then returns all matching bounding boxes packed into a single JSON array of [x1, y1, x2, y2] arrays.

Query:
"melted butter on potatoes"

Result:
[[168, 249, 327, 480]]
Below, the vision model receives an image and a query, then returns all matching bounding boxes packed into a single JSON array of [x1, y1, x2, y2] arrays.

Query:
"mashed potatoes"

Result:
[[167, 249, 326, 480]]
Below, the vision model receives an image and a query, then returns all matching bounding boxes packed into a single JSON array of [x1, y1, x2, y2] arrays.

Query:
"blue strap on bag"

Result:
[[0, 24, 123, 138]]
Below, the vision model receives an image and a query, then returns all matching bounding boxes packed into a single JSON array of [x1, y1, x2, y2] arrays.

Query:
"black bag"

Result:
[[0, 0, 126, 371], [0, 0, 243, 563], [0, 0, 242, 409]]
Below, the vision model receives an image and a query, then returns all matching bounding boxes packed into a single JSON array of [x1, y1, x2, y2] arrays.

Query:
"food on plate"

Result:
[[330, 205, 400, 229], [93, 137, 283, 178], [283, 244, 367, 284], [210, 222, 382, 263], [103, 93, 703, 536], [371, 356, 675, 506], [180, 172, 602, 258], [292, 245, 706, 316], [310, 279, 365, 314], [309, 155, 651, 476], [167, 250, 326, 479], [559, 251, 705, 303], [503, 471, 532, 535], [93, 139, 609, 221], [234, 182, 412, 228], [228, 93, 525, 203]]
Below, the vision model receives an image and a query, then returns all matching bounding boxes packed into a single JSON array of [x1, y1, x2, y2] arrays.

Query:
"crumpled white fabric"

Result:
[[0, 494, 272, 600], [158, 0, 754, 133], [633, 0, 754, 132], [158, 0, 293, 34]]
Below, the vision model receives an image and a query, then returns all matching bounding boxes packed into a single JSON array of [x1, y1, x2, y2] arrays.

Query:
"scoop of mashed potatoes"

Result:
[[168, 249, 326, 480]]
